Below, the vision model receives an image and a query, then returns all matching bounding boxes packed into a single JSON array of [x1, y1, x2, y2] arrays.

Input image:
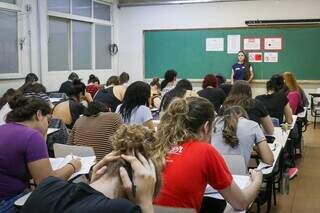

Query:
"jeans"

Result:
[[0, 191, 29, 213]]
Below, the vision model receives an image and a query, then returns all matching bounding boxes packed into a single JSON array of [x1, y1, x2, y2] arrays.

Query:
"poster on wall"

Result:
[[249, 52, 263, 63], [243, 37, 261, 50], [264, 37, 282, 50], [206, 38, 224, 51], [227, 35, 241, 54], [264, 52, 278, 63]]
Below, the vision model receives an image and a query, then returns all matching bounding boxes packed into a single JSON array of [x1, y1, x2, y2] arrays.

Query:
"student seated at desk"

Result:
[[69, 101, 123, 161], [149, 78, 162, 109], [223, 80, 274, 135], [153, 97, 263, 212], [160, 69, 177, 95], [58, 72, 79, 97], [255, 78, 293, 125], [0, 88, 17, 125], [212, 106, 274, 167], [116, 81, 154, 130], [53, 79, 92, 129], [159, 79, 198, 112], [86, 74, 101, 98], [94, 76, 126, 112], [198, 74, 226, 113], [0, 95, 81, 213], [21, 125, 162, 213], [283, 72, 308, 114]]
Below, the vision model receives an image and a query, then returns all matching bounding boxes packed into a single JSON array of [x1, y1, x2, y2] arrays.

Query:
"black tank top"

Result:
[[94, 87, 121, 112]]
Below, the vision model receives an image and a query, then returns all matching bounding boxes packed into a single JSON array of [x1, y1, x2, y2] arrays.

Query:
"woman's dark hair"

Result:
[[157, 97, 215, 152], [150, 78, 160, 88], [106, 76, 120, 86], [237, 51, 252, 81], [223, 80, 254, 112], [25, 73, 38, 84], [83, 101, 108, 116], [68, 72, 79, 81], [270, 74, 285, 92], [88, 74, 100, 84], [6, 94, 51, 123], [0, 88, 17, 109], [119, 72, 130, 85], [160, 79, 193, 111], [214, 106, 248, 148], [160, 69, 177, 91], [119, 81, 151, 122], [70, 79, 86, 99], [202, 74, 217, 89], [216, 74, 226, 86], [23, 83, 47, 94]]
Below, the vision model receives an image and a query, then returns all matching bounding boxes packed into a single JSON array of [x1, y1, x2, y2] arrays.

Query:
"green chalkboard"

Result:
[[144, 26, 320, 80]]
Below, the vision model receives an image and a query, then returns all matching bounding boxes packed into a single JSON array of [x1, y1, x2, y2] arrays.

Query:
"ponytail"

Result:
[[219, 106, 248, 148]]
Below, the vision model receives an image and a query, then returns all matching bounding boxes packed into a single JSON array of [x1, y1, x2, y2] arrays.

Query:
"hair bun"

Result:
[[89, 74, 96, 80], [167, 98, 189, 116], [8, 94, 28, 110]]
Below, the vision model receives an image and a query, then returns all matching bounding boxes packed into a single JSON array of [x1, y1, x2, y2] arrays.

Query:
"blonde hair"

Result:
[[102, 125, 163, 197], [283, 72, 300, 91], [157, 97, 215, 155]]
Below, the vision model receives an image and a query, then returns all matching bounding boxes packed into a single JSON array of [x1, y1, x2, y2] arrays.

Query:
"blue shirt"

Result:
[[232, 63, 247, 80]]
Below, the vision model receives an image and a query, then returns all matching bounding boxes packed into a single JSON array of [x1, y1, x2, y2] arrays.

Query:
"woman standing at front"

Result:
[[231, 51, 254, 84]]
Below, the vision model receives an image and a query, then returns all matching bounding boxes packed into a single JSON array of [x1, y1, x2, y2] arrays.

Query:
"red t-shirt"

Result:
[[86, 84, 100, 98], [154, 139, 232, 212]]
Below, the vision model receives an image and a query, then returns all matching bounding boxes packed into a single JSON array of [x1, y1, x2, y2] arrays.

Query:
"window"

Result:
[[73, 21, 91, 70], [96, 25, 111, 69], [47, 0, 112, 71], [0, 0, 16, 4], [72, 0, 91, 17], [47, 0, 70, 14], [0, 8, 18, 74], [48, 17, 70, 71], [94, 2, 110, 21]]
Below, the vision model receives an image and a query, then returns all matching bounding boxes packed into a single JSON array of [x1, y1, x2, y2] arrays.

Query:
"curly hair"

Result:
[[103, 125, 163, 197], [157, 96, 214, 156], [6, 93, 51, 123]]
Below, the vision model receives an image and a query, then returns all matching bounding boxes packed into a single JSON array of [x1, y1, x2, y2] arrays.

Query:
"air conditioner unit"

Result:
[[245, 19, 320, 26]]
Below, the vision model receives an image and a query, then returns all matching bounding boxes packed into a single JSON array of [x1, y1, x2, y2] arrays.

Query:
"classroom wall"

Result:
[[0, 0, 119, 95], [118, 0, 320, 94]]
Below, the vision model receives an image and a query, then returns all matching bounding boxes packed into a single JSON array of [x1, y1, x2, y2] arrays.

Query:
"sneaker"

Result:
[[288, 167, 298, 179]]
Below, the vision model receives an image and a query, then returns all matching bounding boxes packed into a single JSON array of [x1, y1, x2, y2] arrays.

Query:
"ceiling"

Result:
[[118, 0, 261, 7]]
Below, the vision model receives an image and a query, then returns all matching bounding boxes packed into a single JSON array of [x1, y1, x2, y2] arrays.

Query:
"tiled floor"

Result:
[[262, 123, 320, 213]]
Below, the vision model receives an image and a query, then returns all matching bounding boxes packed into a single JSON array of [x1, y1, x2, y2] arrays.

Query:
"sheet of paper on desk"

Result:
[[50, 155, 96, 180], [47, 128, 59, 135], [204, 175, 251, 199]]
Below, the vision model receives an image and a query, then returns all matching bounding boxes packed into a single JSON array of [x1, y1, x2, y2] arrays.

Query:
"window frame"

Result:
[[0, 1, 28, 79], [47, 0, 113, 72]]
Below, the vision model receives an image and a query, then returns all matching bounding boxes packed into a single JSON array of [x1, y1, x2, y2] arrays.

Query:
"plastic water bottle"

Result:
[[280, 170, 290, 195]]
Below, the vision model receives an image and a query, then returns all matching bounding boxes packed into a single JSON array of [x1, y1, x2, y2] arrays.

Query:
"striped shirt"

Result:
[[68, 112, 123, 161]]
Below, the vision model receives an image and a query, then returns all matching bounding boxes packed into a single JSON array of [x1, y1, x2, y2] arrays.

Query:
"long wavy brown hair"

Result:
[[214, 106, 248, 148], [156, 96, 215, 155], [223, 80, 254, 112], [283, 72, 300, 92]]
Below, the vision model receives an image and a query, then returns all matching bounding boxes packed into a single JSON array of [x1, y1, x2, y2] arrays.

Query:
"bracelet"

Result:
[[67, 162, 76, 173]]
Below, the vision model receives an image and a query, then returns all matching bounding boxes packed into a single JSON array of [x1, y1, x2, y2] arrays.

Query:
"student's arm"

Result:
[[219, 169, 262, 210], [84, 92, 93, 103], [28, 158, 81, 184], [231, 69, 234, 85], [248, 66, 254, 83], [284, 103, 293, 125], [255, 140, 274, 165], [260, 115, 274, 135]]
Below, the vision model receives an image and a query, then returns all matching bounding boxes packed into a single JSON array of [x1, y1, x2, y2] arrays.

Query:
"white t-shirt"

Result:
[[116, 104, 153, 125]]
